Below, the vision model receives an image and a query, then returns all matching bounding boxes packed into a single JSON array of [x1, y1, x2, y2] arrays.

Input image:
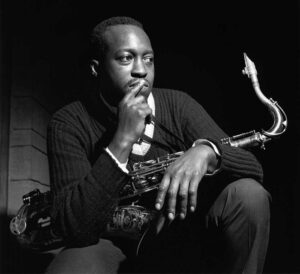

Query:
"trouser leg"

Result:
[[45, 238, 128, 274], [206, 178, 271, 274]]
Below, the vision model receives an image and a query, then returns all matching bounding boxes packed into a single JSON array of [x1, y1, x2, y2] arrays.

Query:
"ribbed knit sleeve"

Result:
[[153, 89, 263, 183], [180, 92, 264, 182], [47, 102, 129, 246]]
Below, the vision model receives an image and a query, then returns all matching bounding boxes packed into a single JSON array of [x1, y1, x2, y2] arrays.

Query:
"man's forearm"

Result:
[[108, 133, 134, 164]]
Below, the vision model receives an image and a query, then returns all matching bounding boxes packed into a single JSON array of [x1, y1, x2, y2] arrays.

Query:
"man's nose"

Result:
[[131, 58, 147, 78]]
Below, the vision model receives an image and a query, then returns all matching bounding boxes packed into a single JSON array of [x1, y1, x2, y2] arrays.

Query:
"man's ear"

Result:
[[90, 59, 100, 77]]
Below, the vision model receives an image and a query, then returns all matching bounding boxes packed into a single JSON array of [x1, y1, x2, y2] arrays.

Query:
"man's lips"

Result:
[[128, 79, 149, 88]]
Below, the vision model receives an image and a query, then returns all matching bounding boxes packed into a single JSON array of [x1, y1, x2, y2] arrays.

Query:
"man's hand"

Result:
[[108, 81, 152, 163], [155, 144, 218, 222], [117, 81, 152, 144]]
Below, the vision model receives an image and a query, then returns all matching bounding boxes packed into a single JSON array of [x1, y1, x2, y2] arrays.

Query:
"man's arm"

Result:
[[154, 90, 264, 221], [48, 83, 152, 246], [180, 92, 264, 181], [47, 117, 129, 246]]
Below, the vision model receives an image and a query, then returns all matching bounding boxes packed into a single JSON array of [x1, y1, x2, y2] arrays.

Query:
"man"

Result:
[[46, 16, 270, 273]]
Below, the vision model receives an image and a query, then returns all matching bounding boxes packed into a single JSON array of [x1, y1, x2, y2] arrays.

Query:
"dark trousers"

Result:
[[46, 178, 271, 274]]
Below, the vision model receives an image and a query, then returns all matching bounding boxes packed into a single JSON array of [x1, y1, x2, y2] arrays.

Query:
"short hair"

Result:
[[90, 16, 144, 58]]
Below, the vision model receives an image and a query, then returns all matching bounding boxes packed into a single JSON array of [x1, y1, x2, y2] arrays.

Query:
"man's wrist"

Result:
[[192, 139, 221, 175], [108, 136, 133, 164], [105, 147, 129, 174]]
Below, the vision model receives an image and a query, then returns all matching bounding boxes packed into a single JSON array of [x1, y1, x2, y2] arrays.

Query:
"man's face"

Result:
[[99, 24, 155, 101]]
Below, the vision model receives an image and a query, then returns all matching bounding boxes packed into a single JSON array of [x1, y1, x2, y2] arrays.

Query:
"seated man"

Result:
[[46, 16, 270, 274]]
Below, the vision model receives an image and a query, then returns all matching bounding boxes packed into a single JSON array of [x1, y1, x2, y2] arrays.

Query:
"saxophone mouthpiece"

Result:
[[242, 52, 257, 78]]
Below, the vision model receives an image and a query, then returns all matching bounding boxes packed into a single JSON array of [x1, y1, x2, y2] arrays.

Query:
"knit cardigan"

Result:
[[47, 88, 263, 246]]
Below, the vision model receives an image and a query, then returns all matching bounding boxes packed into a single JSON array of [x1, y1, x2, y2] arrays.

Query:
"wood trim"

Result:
[[0, 0, 11, 217], [0, 1, 11, 272]]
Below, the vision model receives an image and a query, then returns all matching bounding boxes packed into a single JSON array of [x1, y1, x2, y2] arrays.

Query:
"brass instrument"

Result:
[[10, 53, 288, 250]]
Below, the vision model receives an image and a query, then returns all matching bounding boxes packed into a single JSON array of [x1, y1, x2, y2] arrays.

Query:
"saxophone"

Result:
[[106, 53, 288, 239], [10, 53, 288, 250]]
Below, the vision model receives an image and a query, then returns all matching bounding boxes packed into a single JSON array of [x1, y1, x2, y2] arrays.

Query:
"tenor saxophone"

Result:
[[106, 53, 288, 239], [10, 53, 288, 250]]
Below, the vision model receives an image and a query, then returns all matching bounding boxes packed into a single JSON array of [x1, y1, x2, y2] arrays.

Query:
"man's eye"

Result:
[[144, 56, 154, 64], [118, 55, 132, 63]]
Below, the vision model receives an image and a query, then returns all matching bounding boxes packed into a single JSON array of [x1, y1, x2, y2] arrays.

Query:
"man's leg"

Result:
[[45, 238, 128, 274], [206, 178, 271, 274]]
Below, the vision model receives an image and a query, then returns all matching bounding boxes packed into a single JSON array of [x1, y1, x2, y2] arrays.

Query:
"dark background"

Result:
[[1, 1, 299, 273]]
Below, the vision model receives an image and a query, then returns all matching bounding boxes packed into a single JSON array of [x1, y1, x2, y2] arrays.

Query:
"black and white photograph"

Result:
[[0, 1, 299, 273]]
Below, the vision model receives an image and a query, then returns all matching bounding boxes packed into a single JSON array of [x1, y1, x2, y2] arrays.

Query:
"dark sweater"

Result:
[[47, 88, 263, 246]]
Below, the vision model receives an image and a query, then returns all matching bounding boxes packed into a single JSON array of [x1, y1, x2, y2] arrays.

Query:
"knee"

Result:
[[228, 178, 271, 220]]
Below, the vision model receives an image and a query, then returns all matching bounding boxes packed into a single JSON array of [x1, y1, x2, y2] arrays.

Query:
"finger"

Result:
[[138, 104, 152, 119], [130, 95, 148, 106], [178, 176, 190, 220], [155, 213, 166, 234], [132, 104, 152, 121], [167, 174, 181, 221], [123, 81, 144, 102], [155, 173, 170, 211], [188, 173, 202, 213]]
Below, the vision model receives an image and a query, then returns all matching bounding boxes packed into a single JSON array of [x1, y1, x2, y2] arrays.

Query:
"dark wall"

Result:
[[3, 1, 299, 273]]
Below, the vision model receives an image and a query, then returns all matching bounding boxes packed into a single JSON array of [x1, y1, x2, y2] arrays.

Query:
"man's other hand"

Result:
[[155, 145, 218, 221]]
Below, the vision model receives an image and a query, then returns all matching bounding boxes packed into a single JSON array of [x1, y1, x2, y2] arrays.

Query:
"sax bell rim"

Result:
[[10, 216, 27, 235]]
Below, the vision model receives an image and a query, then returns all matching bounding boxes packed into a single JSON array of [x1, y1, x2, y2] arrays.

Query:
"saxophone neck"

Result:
[[263, 99, 288, 137], [221, 53, 288, 150], [243, 53, 288, 138]]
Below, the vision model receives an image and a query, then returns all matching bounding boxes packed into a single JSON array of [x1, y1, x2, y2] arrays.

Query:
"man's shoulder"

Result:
[[152, 87, 190, 101], [152, 88, 194, 108], [49, 101, 87, 125]]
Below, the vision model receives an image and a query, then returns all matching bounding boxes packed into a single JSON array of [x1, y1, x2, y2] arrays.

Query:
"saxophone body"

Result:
[[10, 53, 288, 249]]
